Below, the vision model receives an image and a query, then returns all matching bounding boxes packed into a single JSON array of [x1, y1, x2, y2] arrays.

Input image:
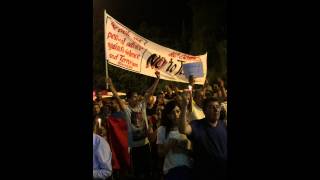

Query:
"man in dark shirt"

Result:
[[179, 96, 227, 179]]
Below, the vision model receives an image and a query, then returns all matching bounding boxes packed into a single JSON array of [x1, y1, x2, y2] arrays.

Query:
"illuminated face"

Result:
[[168, 106, 181, 125], [94, 104, 100, 114], [205, 101, 221, 122]]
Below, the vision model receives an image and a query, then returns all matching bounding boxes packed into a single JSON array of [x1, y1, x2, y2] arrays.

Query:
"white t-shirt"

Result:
[[156, 126, 192, 174], [124, 101, 149, 148]]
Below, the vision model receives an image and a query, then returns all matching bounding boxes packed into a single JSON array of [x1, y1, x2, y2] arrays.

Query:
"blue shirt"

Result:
[[93, 133, 112, 179], [188, 119, 227, 178]]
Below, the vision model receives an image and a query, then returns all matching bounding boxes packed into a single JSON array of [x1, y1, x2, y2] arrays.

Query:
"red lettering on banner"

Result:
[[118, 28, 130, 37], [118, 61, 132, 70], [133, 36, 142, 43], [118, 55, 138, 68], [107, 32, 126, 45], [125, 49, 140, 59], [178, 54, 201, 61], [168, 52, 181, 58], [126, 41, 144, 51], [168, 51, 201, 61], [111, 21, 119, 31], [107, 42, 124, 53], [109, 53, 119, 60]]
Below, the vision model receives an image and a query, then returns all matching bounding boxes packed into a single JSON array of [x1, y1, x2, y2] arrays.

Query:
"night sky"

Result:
[[94, 0, 194, 38]]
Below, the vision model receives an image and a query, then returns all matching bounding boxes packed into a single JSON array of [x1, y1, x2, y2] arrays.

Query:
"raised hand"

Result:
[[189, 75, 195, 85], [181, 91, 190, 108], [217, 77, 224, 87]]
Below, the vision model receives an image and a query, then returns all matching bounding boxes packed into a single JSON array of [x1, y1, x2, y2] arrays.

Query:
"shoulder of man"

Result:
[[93, 133, 102, 146], [191, 118, 205, 125]]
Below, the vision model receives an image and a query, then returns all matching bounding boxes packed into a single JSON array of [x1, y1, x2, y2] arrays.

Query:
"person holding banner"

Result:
[[106, 97, 130, 180], [107, 71, 161, 180], [94, 91, 104, 109]]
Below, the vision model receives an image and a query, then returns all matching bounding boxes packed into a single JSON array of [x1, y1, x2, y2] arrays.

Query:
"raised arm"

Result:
[[144, 71, 160, 100], [178, 91, 192, 135], [107, 78, 127, 111], [218, 78, 227, 99], [188, 75, 195, 113]]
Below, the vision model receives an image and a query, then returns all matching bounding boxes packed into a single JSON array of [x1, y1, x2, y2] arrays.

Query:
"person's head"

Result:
[[203, 97, 221, 123], [127, 91, 139, 107], [189, 75, 195, 84], [213, 84, 219, 92], [100, 103, 110, 117], [157, 91, 165, 104], [212, 84, 220, 97], [194, 89, 205, 107], [96, 91, 103, 101], [156, 106, 163, 120], [162, 100, 181, 128], [93, 103, 101, 115], [205, 90, 213, 99], [147, 95, 155, 106], [110, 97, 120, 113]]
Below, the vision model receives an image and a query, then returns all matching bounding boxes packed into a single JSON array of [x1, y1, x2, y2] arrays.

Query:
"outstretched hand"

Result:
[[217, 77, 224, 87]]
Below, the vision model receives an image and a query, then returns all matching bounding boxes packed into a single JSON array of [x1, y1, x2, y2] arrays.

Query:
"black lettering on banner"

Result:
[[146, 54, 168, 70], [169, 64, 177, 73], [175, 60, 184, 75], [166, 59, 174, 71]]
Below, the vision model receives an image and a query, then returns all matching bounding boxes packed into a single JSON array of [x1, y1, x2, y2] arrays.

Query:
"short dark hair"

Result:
[[202, 97, 220, 109], [127, 91, 137, 99]]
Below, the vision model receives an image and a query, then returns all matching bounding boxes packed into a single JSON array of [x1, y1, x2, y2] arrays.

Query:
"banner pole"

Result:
[[104, 10, 109, 90]]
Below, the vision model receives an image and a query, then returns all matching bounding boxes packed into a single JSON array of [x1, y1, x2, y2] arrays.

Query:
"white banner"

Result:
[[104, 11, 207, 84]]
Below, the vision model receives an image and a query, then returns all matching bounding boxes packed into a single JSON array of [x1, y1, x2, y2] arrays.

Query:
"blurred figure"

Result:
[[93, 117, 112, 180]]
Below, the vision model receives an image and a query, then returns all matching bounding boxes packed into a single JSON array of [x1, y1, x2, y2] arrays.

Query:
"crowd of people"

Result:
[[93, 72, 227, 180]]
